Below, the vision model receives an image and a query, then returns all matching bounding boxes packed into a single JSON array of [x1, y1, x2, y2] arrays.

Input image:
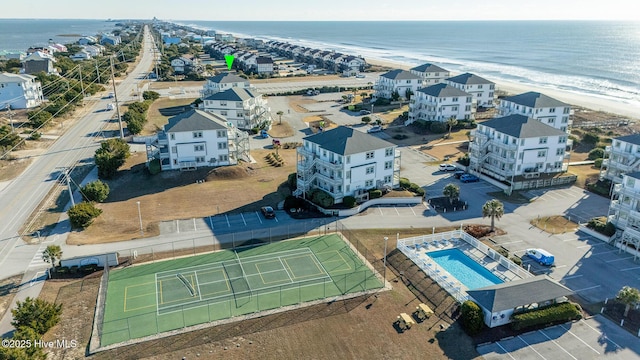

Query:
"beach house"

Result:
[[607, 172, 640, 252], [171, 54, 199, 74], [469, 115, 569, 185], [498, 92, 572, 133], [255, 56, 274, 74], [295, 126, 400, 205], [602, 135, 640, 184], [22, 51, 56, 75], [407, 83, 473, 125], [100, 35, 122, 46], [202, 72, 251, 96], [409, 63, 450, 86], [78, 36, 98, 45], [373, 70, 422, 100], [445, 73, 495, 108], [147, 109, 250, 171], [70, 50, 92, 61], [0, 72, 44, 109], [201, 87, 270, 130]]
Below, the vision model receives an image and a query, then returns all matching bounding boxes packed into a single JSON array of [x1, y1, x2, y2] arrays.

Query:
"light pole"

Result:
[[383, 236, 388, 282], [136, 201, 143, 236]]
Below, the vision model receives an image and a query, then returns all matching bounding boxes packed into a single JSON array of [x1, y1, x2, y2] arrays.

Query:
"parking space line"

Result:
[[256, 211, 262, 224], [498, 240, 523, 245], [574, 285, 601, 292], [621, 265, 640, 271], [409, 205, 416, 216], [193, 218, 197, 231], [576, 243, 606, 248], [606, 256, 635, 263], [558, 324, 600, 354], [274, 216, 279, 223], [394, 207, 400, 216], [176, 220, 179, 233], [517, 335, 547, 360], [562, 274, 583, 280], [240, 213, 247, 226], [581, 320, 622, 350], [225, 214, 230, 227], [494, 342, 517, 360], [208, 216, 214, 229], [538, 329, 577, 360], [377, 206, 383, 216], [590, 249, 618, 255]]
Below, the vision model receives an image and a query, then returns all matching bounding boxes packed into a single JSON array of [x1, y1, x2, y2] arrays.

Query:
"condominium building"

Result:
[[373, 69, 422, 100], [409, 63, 450, 86], [499, 92, 572, 132], [201, 87, 270, 130], [407, 83, 473, 125], [445, 72, 495, 107], [602, 135, 640, 184], [202, 72, 250, 96], [608, 172, 640, 251], [0, 72, 43, 109]]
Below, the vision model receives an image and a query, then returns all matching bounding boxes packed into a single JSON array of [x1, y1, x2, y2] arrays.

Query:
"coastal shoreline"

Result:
[[364, 57, 640, 121]]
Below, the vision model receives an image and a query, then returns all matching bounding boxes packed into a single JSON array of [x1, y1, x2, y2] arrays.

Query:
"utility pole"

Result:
[[58, 167, 75, 207], [383, 236, 388, 282], [78, 65, 85, 100], [95, 60, 101, 83], [110, 56, 124, 139], [6, 105, 14, 133]]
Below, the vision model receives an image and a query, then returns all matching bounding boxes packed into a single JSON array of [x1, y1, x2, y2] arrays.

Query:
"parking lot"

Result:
[[477, 316, 640, 360]]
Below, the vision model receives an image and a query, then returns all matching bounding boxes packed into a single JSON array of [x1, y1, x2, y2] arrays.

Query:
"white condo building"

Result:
[[201, 87, 270, 130], [499, 92, 572, 133], [445, 73, 495, 107], [409, 63, 450, 86], [202, 72, 251, 97], [373, 69, 422, 100], [469, 114, 569, 183], [407, 83, 473, 125], [608, 172, 640, 253], [296, 126, 401, 204], [602, 135, 640, 184], [0, 72, 43, 109]]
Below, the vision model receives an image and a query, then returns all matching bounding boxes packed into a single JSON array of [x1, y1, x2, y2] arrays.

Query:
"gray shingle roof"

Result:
[[503, 92, 568, 108], [467, 275, 573, 312], [206, 72, 249, 84], [380, 69, 421, 80], [303, 126, 394, 156], [615, 134, 640, 146], [481, 115, 567, 138], [410, 63, 448, 73], [417, 83, 470, 97], [164, 109, 228, 133], [203, 87, 260, 101], [446, 72, 493, 85]]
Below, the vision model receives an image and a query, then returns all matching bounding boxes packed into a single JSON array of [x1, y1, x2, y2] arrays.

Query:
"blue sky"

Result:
[[5, 0, 639, 21]]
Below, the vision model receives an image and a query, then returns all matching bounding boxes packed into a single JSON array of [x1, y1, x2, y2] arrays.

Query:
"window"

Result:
[[170, 133, 175, 140], [520, 139, 525, 146], [539, 137, 548, 144], [220, 111, 227, 116], [561, 117, 568, 124], [547, 118, 554, 123], [467, 97, 472, 103], [219, 154, 228, 162], [549, 108, 556, 113], [346, 156, 351, 164], [366, 166, 374, 174], [346, 171, 351, 179], [385, 161, 393, 170], [559, 137, 566, 144], [365, 180, 374, 187], [194, 145, 204, 152], [538, 150, 546, 157], [478, 84, 483, 89], [171, 146, 177, 153], [452, 97, 458, 102], [384, 175, 392, 183], [518, 152, 524, 160], [193, 131, 203, 138], [385, 148, 394, 156], [220, 101, 227, 106], [217, 130, 227, 138], [195, 156, 205, 163], [218, 142, 227, 150], [563, 107, 570, 114], [465, 105, 471, 111], [366, 151, 374, 159]]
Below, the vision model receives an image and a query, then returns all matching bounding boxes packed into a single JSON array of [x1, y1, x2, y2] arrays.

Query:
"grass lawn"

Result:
[[567, 164, 600, 188], [487, 191, 531, 204], [530, 215, 579, 234]]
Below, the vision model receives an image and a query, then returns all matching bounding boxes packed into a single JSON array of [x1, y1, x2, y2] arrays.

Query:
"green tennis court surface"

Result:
[[101, 235, 383, 347]]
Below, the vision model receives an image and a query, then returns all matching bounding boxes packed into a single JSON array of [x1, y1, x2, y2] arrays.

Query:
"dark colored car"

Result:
[[453, 170, 466, 179], [261, 206, 275, 219], [460, 174, 480, 183]]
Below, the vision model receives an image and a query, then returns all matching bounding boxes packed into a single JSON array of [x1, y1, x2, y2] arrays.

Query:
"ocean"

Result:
[[0, 19, 117, 52], [179, 20, 640, 110]]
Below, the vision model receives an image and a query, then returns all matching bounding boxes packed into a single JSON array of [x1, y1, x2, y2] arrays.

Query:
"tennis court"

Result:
[[100, 234, 383, 347]]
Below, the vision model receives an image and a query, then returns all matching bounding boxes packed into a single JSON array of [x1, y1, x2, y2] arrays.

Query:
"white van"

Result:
[[525, 248, 555, 266]]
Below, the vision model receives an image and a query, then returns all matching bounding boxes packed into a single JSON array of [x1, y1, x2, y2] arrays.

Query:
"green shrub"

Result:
[[457, 153, 470, 166], [408, 183, 425, 196], [399, 177, 410, 189], [413, 187, 425, 197], [510, 256, 523, 266], [11, 297, 62, 335], [55, 266, 69, 274], [142, 90, 160, 101], [67, 201, 102, 229], [393, 134, 408, 140], [287, 172, 297, 190], [588, 148, 605, 160], [594, 158, 604, 168], [309, 189, 334, 208], [582, 133, 600, 144], [586, 216, 616, 236], [343, 196, 357, 208], [429, 121, 446, 134], [461, 300, 484, 335], [369, 189, 382, 199], [497, 247, 509, 258], [511, 302, 582, 331], [148, 158, 161, 175], [81, 180, 110, 202], [29, 132, 41, 140]]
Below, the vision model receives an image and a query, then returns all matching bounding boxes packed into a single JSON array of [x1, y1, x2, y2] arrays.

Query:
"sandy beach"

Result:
[[366, 58, 640, 120]]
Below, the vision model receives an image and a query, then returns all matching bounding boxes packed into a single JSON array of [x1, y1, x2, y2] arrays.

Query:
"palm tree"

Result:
[[42, 245, 63, 268], [617, 286, 640, 317], [482, 199, 504, 232], [442, 183, 460, 205], [276, 110, 284, 125], [446, 117, 458, 139]]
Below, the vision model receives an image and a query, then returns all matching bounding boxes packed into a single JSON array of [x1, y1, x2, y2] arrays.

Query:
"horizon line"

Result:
[[1, 18, 639, 22]]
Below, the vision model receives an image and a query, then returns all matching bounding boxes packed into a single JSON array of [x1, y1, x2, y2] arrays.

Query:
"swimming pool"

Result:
[[427, 248, 503, 289]]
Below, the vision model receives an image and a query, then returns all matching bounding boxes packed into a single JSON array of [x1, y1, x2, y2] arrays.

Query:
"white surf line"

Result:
[[494, 342, 517, 360], [538, 329, 577, 360], [581, 321, 622, 350], [558, 324, 600, 354], [517, 335, 547, 360], [573, 285, 601, 293]]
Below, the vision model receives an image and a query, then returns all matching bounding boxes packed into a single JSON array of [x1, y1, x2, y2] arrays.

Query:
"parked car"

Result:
[[356, 74, 366, 78], [260, 206, 275, 219], [259, 129, 269, 139], [439, 163, 457, 172], [453, 170, 466, 179], [106, 103, 114, 111], [525, 248, 555, 266], [360, 109, 371, 115], [367, 125, 383, 133], [460, 174, 480, 183]]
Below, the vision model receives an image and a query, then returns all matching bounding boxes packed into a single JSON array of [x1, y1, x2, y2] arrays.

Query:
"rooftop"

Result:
[[380, 69, 421, 80], [207, 72, 249, 84], [203, 87, 260, 102], [164, 109, 229, 133], [417, 83, 470, 98], [614, 134, 640, 146], [481, 115, 567, 138], [503, 92, 569, 108], [446, 72, 494, 85], [410, 63, 448, 73], [303, 126, 394, 156]]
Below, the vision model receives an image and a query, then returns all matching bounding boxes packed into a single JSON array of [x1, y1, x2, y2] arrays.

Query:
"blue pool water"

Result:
[[427, 248, 503, 290]]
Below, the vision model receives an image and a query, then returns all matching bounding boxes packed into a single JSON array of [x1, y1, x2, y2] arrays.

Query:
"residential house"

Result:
[[255, 56, 274, 74], [82, 44, 104, 57], [445, 72, 495, 107], [407, 83, 473, 124], [602, 135, 640, 184], [608, 172, 640, 253], [148, 109, 250, 171], [295, 126, 401, 204], [340, 56, 366, 76], [202, 72, 250, 96], [21, 51, 56, 75], [467, 275, 572, 328], [0, 51, 25, 61], [499, 92, 572, 132], [0, 72, 44, 109], [409, 63, 450, 86], [26, 46, 52, 55], [163, 35, 182, 45], [201, 87, 270, 130], [78, 36, 98, 45], [170, 54, 198, 74], [100, 35, 122, 46], [469, 114, 569, 184], [70, 50, 92, 61], [50, 43, 67, 52], [374, 70, 422, 100]]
